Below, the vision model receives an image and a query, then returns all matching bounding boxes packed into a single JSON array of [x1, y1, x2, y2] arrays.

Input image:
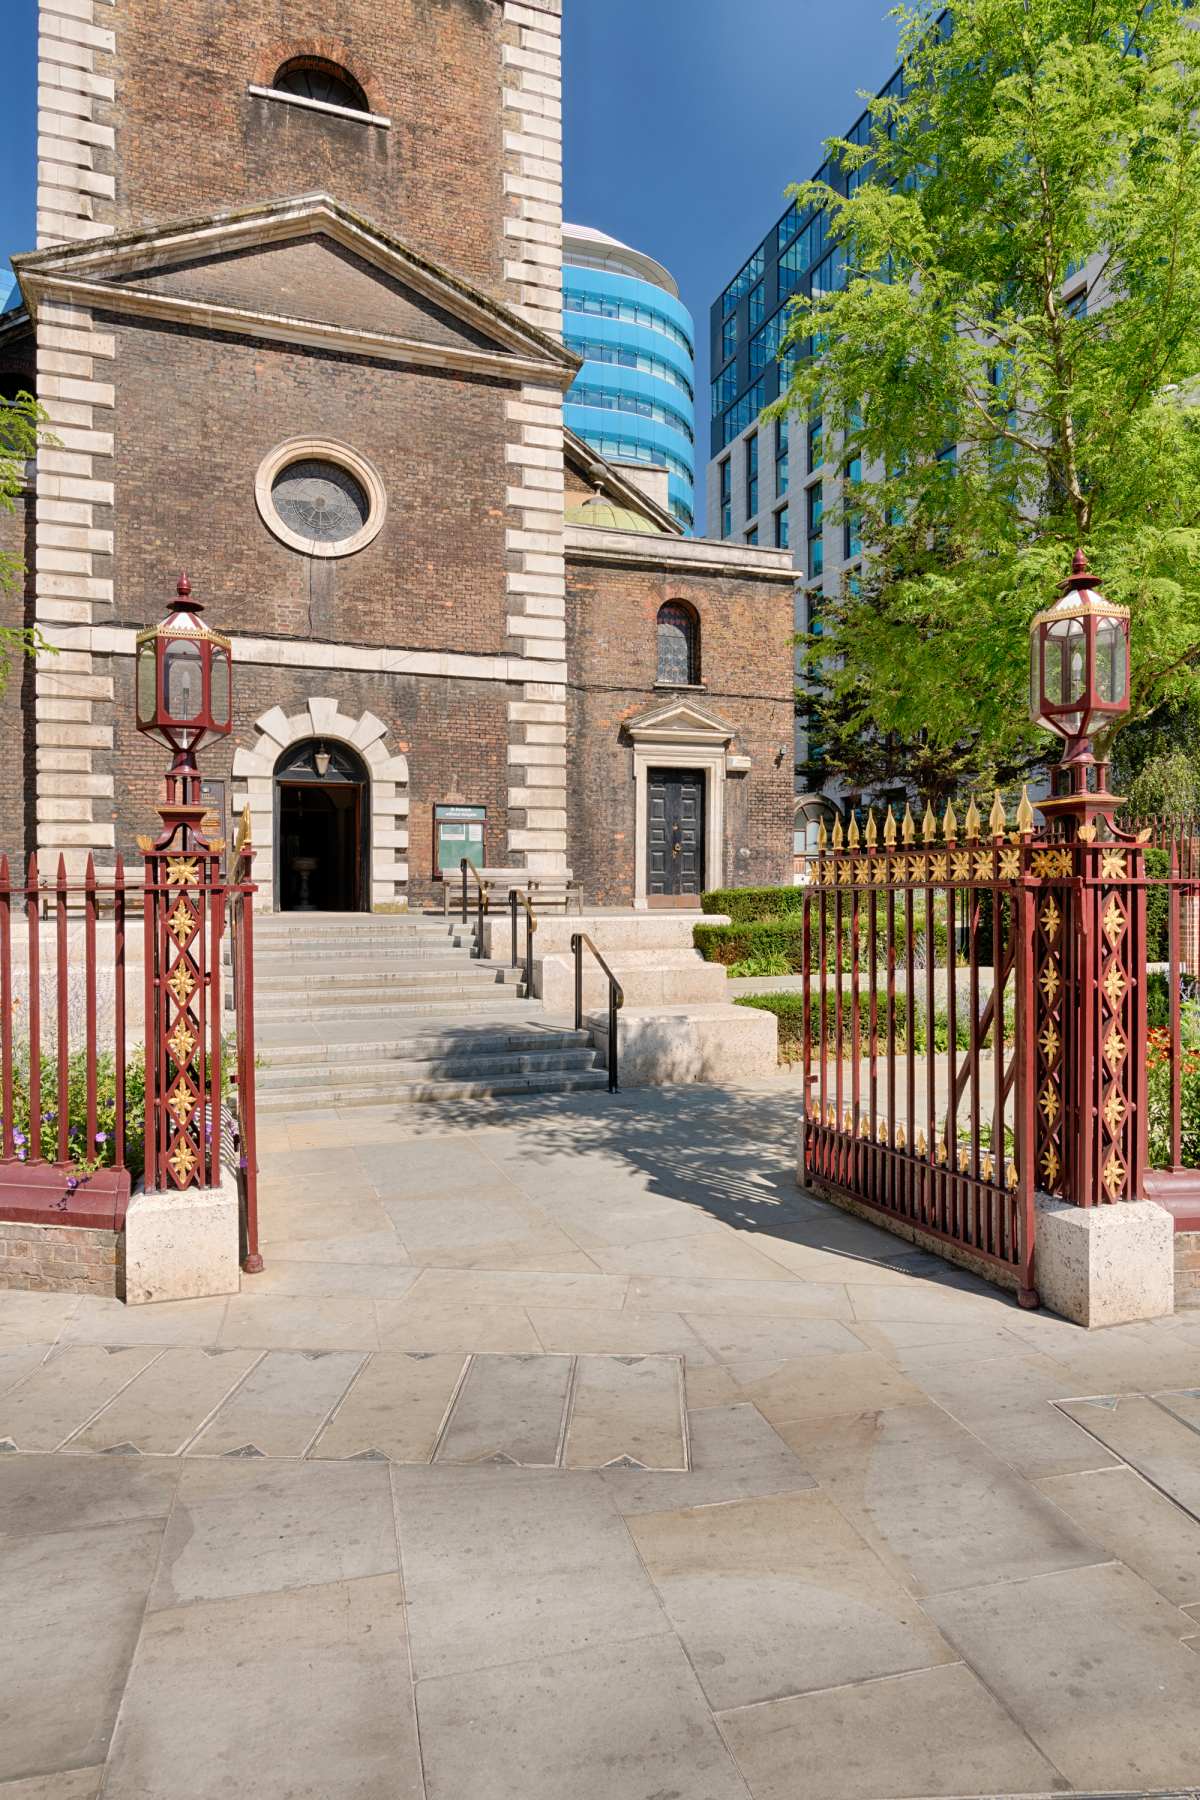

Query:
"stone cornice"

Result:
[[565, 526, 798, 584], [20, 273, 578, 389], [15, 192, 580, 379]]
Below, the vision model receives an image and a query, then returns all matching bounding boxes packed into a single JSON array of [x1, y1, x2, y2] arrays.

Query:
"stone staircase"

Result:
[[248, 913, 609, 1110]]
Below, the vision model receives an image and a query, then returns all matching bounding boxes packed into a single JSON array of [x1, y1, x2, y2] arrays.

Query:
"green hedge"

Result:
[[1145, 847, 1169, 961], [733, 991, 1013, 1063], [695, 904, 952, 973], [695, 918, 807, 971], [700, 884, 805, 923]]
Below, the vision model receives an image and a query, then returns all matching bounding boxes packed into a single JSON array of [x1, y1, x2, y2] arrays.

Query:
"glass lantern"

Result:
[[1029, 551, 1130, 758], [135, 574, 233, 759]]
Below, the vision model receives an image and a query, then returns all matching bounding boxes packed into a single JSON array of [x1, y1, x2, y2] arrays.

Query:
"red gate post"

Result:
[[1025, 552, 1174, 1324], [123, 574, 241, 1304]]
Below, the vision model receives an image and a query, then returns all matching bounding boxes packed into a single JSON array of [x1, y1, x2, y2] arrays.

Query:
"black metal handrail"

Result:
[[571, 931, 623, 1093]]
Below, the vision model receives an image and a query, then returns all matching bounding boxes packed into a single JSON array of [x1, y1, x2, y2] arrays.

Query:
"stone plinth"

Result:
[[592, 1002, 777, 1088], [1034, 1195, 1175, 1328], [122, 1170, 241, 1305]]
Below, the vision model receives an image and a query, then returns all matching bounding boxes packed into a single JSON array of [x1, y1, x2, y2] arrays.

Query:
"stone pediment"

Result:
[[14, 194, 580, 388], [623, 698, 736, 746]]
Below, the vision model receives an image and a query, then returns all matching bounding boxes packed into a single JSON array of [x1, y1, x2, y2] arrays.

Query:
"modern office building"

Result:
[[563, 225, 696, 532]]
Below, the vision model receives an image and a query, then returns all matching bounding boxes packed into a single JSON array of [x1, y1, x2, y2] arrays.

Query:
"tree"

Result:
[[778, 0, 1200, 785], [0, 387, 47, 691]]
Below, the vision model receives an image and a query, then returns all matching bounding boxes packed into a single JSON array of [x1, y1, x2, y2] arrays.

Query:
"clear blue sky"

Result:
[[0, 0, 903, 525]]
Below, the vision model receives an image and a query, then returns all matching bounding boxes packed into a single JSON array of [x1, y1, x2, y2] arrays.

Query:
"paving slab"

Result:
[[0, 1347, 50, 1399], [600, 1401, 816, 1514], [682, 1313, 867, 1364], [0, 1346, 163, 1453], [525, 1305, 713, 1360], [0, 1772, 104, 1797], [624, 1273, 856, 1322], [925, 1561, 1200, 1790], [0, 1291, 78, 1349], [435, 1352, 572, 1466], [67, 1347, 262, 1456], [717, 1662, 1061, 1800], [415, 1632, 749, 1800], [1059, 1394, 1200, 1519], [1155, 1387, 1200, 1431], [249, 1259, 419, 1298], [563, 1353, 685, 1471], [150, 1456, 398, 1610], [900, 1346, 1122, 1479], [686, 1349, 926, 1424], [777, 1402, 1107, 1596], [627, 1489, 956, 1711], [309, 1351, 466, 1463], [407, 1267, 630, 1312], [0, 1452, 177, 1537], [186, 1349, 364, 1457], [1036, 1465, 1200, 1607], [587, 1228, 802, 1283], [59, 1295, 229, 1348], [393, 1464, 667, 1679], [0, 1520, 164, 1784], [103, 1576, 422, 1800], [258, 1229, 415, 1267], [375, 1295, 542, 1353], [216, 1294, 380, 1351]]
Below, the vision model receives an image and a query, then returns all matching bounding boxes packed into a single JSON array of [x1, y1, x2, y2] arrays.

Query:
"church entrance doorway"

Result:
[[646, 768, 706, 905], [274, 739, 369, 912]]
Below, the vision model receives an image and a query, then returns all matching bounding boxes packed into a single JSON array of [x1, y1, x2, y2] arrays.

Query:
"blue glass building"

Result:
[[562, 225, 695, 532]]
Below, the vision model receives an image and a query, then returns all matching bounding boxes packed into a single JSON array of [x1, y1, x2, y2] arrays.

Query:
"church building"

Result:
[[1, 0, 796, 910]]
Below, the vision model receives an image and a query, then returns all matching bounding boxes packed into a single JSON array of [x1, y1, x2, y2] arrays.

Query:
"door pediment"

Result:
[[623, 697, 736, 747]]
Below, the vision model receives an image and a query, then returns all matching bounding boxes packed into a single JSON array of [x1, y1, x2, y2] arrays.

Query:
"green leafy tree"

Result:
[[778, 0, 1200, 783], [0, 386, 48, 690]]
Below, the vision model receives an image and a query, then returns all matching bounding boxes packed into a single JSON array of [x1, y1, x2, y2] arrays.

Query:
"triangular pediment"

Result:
[[15, 194, 580, 386], [624, 697, 736, 745]]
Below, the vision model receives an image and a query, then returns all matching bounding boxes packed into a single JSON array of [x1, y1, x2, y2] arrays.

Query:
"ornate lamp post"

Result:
[[1029, 549, 1130, 836], [135, 573, 232, 851], [136, 575, 233, 1194]]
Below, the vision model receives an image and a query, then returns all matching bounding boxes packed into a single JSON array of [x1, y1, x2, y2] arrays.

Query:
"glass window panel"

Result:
[[210, 648, 230, 727], [657, 602, 698, 684], [136, 643, 157, 725], [164, 640, 202, 722]]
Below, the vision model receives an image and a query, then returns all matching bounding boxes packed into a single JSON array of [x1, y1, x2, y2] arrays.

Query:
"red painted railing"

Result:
[[0, 836, 260, 1260]]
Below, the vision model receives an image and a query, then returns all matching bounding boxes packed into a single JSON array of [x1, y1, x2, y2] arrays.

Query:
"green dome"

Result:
[[565, 493, 662, 534]]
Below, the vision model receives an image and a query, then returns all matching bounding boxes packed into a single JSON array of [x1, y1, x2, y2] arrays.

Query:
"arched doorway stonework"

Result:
[[231, 697, 409, 911]]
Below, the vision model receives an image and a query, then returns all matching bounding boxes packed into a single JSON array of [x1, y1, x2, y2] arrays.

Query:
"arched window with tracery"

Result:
[[656, 601, 700, 686], [272, 57, 370, 113]]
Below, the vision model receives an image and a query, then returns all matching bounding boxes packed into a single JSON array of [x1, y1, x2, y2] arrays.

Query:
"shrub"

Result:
[[727, 951, 794, 979], [1146, 1026, 1200, 1168], [733, 991, 1014, 1063], [695, 919, 807, 971], [10, 1045, 146, 1178], [700, 884, 805, 923], [1144, 847, 1170, 961]]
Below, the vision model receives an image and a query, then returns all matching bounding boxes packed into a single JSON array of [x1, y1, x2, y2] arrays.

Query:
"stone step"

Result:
[[258, 1028, 592, 1065], [253, 990, 532, 1022], [254, 967, 519, 995], [256, 1068, 611, 1111], [258, 1048, 601, 1090]]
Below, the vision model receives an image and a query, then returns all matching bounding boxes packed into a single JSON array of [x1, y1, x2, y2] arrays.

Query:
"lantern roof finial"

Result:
[[177, 572, 191, 599]]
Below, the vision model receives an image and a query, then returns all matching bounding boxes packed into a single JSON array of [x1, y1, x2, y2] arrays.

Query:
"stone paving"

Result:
[[3, 1081, 1200, 1797]]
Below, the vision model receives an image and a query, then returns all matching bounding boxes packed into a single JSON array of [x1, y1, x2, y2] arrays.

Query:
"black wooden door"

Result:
[[647, 769, 705, 898]]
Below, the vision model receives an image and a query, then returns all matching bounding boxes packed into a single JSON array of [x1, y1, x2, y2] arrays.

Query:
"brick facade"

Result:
[[0, 1220, 120, 1296], [10, 0, 795, 914]]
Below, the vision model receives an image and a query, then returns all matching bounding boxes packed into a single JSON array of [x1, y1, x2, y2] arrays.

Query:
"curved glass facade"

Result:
[[563, 228, 696, 532]]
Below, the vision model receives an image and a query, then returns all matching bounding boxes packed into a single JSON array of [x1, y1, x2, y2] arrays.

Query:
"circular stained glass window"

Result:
[[271, 460, 370, 545]]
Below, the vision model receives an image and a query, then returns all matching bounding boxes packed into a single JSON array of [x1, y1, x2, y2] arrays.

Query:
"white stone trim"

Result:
[[626, 706, 738, 907], [37, 0, 114, 250], [254, 438, 387, 560], [231, 698, 410, 912], [246, 84, 391, 129]]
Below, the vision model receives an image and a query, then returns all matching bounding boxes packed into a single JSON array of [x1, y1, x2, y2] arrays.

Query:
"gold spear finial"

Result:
[[865, 808, 878, 848], [922, 800, 938, 844], [965, 795, 981, 840], [817, 818, 828, 850], [901, 803, 916, 846], [883, 806, 897, 848], [989, 789, 1007, 838], [1017, 784, 1035, 835], [847, 814, 861, 849], [832, 817, 844, 850], [943, 798, 958, 842]]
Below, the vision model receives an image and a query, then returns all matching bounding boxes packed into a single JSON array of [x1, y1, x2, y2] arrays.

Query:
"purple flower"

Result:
[[65, 1176, 78, 1192], [16, 1149, 26, 1162], [95, 1131, 108, 1144], [12, 1130, 25, 1146]]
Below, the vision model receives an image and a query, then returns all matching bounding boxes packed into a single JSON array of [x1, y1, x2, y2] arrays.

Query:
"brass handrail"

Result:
[[570, 931, 624, 1094], [510, 888, 537, 993]]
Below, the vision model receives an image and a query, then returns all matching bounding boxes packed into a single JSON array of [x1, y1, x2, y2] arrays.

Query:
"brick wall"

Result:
[[108, 0, 507, 293], [109, 656, 519, 908], [565, 559, 795, 904], [1177, 1230, 1200, 1309], [107, 315, 512, 654], [0, 1220, 120, 1296]]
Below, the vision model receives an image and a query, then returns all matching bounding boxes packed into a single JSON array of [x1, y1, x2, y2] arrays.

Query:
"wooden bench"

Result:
[[443, 865, 584, 917]]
